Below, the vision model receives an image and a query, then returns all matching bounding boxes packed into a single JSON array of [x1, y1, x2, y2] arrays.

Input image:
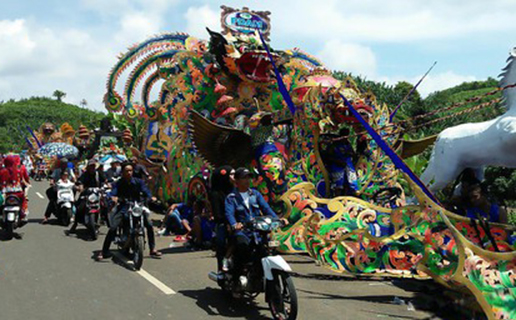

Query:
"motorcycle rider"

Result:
[[105, 159, 122, 184], [225, 167, 287, 275], [97, 162, 162, 260], [208, 166, 234, 272], [0, 155, 30, 223], [67, 159, 106, 236], [41, 158, 76, 224], [131, 156, 151, 181]]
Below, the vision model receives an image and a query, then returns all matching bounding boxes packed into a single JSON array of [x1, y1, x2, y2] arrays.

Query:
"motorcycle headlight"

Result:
[[255, 221, 270, 231], [131, 206, 143, 217], [88, 194, 99, 202]]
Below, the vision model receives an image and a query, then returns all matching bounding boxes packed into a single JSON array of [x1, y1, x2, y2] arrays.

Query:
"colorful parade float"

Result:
[[26, 118, 133, 169], [104, 6, 516, 319]]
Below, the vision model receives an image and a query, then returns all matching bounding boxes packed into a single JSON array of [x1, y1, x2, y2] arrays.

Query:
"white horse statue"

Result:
[[421, 47, 516, 192]]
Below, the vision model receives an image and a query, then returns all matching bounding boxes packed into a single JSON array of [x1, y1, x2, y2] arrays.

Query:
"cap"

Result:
[[87, 159, 97, 166], [234, 167, 252, 179]]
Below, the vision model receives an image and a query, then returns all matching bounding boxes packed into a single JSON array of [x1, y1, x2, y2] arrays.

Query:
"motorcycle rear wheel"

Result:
[[87, 214, 97, 240], [268, 271, 298, 320], [133, 235, 144, 271], [4, 222, 14, 240]]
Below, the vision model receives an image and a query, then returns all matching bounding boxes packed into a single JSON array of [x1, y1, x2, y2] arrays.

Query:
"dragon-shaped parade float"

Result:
[[104, 6, 516, 319]]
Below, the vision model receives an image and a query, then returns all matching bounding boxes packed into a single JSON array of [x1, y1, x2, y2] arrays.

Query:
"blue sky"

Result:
[[1, 0, 515, 111]]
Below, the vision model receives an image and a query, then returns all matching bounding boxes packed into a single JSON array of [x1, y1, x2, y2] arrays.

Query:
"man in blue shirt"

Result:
[[97, 163, 161, 260], [225, 167, 287, 272]]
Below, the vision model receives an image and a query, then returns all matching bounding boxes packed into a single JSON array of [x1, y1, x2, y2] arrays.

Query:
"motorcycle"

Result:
[[34, 164, 48, 181], [114, 201, 149, 270], [208, 216, 298, 320], [80, 187, 107, 240], [1, 193, 23, 240], [56, 185, 75, 226]]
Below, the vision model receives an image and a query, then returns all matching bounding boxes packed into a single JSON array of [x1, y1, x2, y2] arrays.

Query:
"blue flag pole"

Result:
[[26, 126, 42, 148], [18, 126, 35, 149], [257, 31, 296, 115], [339, 93, 440, 204]]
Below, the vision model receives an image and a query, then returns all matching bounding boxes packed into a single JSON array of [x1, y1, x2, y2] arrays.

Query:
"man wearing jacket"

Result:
[[225, 167, 286, 273]]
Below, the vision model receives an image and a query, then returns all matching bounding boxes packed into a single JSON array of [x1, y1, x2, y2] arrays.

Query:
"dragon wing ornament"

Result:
[[189, 110, 253, 168], [398, 135, 438, 159]]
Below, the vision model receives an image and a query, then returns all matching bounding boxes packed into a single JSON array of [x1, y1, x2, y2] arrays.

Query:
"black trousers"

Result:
[[75, 198, 87, 224], [44, 187, 57, 218], [233, 231, 252, 273], [102, 206, 155, 254]]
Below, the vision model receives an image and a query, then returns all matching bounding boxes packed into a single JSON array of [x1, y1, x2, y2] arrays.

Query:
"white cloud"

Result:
[[115, 11, 163, 45], [1, 0, 513, 113], [0, 20, 37, 76], [0, 0, 182, 110], [184, 5, 220, 38], [317, 40, 377, 77], [266, 0, 516, 42], [0, 18, 114, 109]]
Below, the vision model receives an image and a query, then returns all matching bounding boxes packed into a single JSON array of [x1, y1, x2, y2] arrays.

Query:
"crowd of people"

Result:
[[0, 152, 281, 275], [0, 150, 511, 274]]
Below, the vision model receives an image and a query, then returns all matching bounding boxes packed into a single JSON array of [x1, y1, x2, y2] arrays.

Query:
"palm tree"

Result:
[[80, 99, 88, 108], [53, 90, 66, 102]]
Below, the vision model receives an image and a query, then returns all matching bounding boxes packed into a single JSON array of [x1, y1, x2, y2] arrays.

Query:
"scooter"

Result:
[[56, 185, 75, 226], [208, 216, 298, 320], [1, 193, 23, 240]]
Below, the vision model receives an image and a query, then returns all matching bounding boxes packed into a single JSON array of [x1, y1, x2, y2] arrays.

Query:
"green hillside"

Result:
[[0, 97, 105, 153]]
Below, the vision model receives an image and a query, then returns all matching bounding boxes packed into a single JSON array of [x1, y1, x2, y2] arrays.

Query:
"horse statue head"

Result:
[[500, 47, 516, 111]]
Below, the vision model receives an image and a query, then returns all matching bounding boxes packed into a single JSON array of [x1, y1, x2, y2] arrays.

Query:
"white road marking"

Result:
[[136, 269, 176, 295], [36, 192, 44, 199], [112, 252, 176, 295]]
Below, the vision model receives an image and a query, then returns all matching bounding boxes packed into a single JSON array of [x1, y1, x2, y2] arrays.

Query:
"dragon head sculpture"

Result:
[[207, 28, 279, 83]]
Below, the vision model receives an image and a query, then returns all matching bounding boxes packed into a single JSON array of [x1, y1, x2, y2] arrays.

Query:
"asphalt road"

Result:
[[0, 181, 450, 320]]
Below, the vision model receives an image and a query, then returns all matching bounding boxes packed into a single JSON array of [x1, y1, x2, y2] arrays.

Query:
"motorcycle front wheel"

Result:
[[133, 235, 144, 271], [61, 208, 72, 226], [268, 271, 298, 320]]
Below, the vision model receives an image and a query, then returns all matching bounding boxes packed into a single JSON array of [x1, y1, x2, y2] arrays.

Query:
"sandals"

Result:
[[173, 235, 188, 242], [96, 252, 112, 261], [150, 250, 162, 258]]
